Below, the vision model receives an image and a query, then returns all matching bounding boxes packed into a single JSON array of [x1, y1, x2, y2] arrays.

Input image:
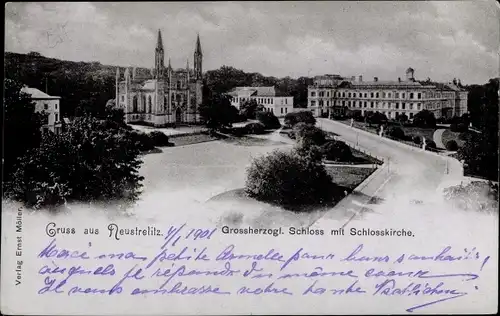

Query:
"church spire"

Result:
[[155, 29, 164, 78], [156, 29, 163, 50], [195, 33, 202, 56], [194, 33, 203, 80]]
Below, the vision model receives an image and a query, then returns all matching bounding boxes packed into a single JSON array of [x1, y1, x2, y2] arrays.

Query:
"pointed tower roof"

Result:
[[168, 58, 172, 69], [157, 29, 163, 50], [195, 33, 202, 55], [186, 58, 189, 69]]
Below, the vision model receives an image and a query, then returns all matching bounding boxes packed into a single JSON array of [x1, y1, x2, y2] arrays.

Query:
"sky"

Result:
[[5, 1, 500, 84]]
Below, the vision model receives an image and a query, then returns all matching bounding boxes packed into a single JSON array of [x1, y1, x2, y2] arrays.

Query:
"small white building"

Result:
[[21, 87, 62, 133], [227, 86, 295, 117]]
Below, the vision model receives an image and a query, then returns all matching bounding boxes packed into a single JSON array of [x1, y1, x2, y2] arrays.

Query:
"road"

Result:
[[312, 118, 464, 228]]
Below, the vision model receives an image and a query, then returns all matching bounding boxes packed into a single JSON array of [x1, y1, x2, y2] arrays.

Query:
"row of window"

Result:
[[43, 103, 58, 110], [311, 90, 424, 100], [311, 100, 424, 111], [234, 97, 276, 105]]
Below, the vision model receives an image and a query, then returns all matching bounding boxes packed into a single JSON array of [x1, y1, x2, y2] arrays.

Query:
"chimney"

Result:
[[358, 75, 363, 82], [398, 77, 401, 82], [374, 77, 378, 82]]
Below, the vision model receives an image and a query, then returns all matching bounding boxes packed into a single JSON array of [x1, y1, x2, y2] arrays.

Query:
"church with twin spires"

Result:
[[115, 30, 203, 126]]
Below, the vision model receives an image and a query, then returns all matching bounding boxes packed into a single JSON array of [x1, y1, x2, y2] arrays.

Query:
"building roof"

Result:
[[336, 80, 429, 89], [228, 86, 277, 97], [21, 87, 60, 99]]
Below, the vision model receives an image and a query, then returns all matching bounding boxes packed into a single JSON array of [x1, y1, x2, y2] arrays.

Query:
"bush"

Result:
[[284, 111, 316, 128], [366, 112, 388, 125], [245, 150, 335, 209], [245, 122, 266, 135], [443, 181, 498, 213], [458, 132, 469, 141], [295, 144, 324, 163], [412, 135, 422, 144], [385, 126, 405, 140], [413, 110, 436, 128], [293, 123, 327, 147], [5, 116, 144, 209], [322, 140, 353, 162], [127, 130, 156, 152], [424, 138, 436, 150], [256, 111, 281, 129], [148, 131, 172, 147], [445, 140, 458, 151]]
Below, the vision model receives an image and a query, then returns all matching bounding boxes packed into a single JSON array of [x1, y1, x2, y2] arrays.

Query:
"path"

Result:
[[311, 118, 464, 229], [433, 128, 447, 149]]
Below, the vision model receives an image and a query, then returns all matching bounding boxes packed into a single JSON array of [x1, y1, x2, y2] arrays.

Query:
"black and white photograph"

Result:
[[1, 1, 499, 315]]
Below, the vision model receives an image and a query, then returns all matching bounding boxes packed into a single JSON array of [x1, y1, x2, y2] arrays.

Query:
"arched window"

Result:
[[148, 95, 152, 113], [133, 95, 138, 112], [177, 81, 182, 89], [164, 96, 168, 111], [142, 95, 146, 113], [176, 94, 181, 103]]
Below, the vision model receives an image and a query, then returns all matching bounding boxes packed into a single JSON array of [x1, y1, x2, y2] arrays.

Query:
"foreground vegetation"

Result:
[[443, 181, 498, 213], [3, 79, 174, 210], [245, 117, 377, 211]]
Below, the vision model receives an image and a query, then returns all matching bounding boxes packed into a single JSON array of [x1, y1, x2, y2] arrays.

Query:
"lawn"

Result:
[[169, 133, 221, 146], [325, 166, 377, 190]]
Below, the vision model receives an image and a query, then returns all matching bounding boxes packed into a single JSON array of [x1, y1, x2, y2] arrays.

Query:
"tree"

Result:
[[366, 111, 388, 125], [385, 126, 405, 140], [459, 78, 498, 180], [245, 150, 335, 209], [256, 111, 280, 129], [413, 109, 436, 128], [284, 111, 316, 127], [322, 140, 353, 162], [348, 110, 363, 122], [458, 130, 498, 180], [445, 140, 458, 151], [240, 99, 264, 119], [101, 99, 129, 130], [3, 79, 44, 184], [199, 92, 238, 131], [6, 116, 144, 209], [293, 123, 327, 148], [396, 113, 408, 124]]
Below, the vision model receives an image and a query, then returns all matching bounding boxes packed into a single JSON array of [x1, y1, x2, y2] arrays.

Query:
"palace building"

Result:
[[115, 30, 203, 126], [308, 68, 468, 120]]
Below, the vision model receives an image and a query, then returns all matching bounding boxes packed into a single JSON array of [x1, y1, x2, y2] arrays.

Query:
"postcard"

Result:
[[2, 1, 499, 315]]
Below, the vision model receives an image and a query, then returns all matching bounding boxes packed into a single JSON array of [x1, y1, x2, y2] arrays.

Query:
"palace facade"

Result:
[[308, 68, 468, 120], [115, 30, 203, 126]]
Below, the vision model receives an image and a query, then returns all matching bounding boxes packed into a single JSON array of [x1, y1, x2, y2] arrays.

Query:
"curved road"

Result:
[[312, 118, 464, 228]]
